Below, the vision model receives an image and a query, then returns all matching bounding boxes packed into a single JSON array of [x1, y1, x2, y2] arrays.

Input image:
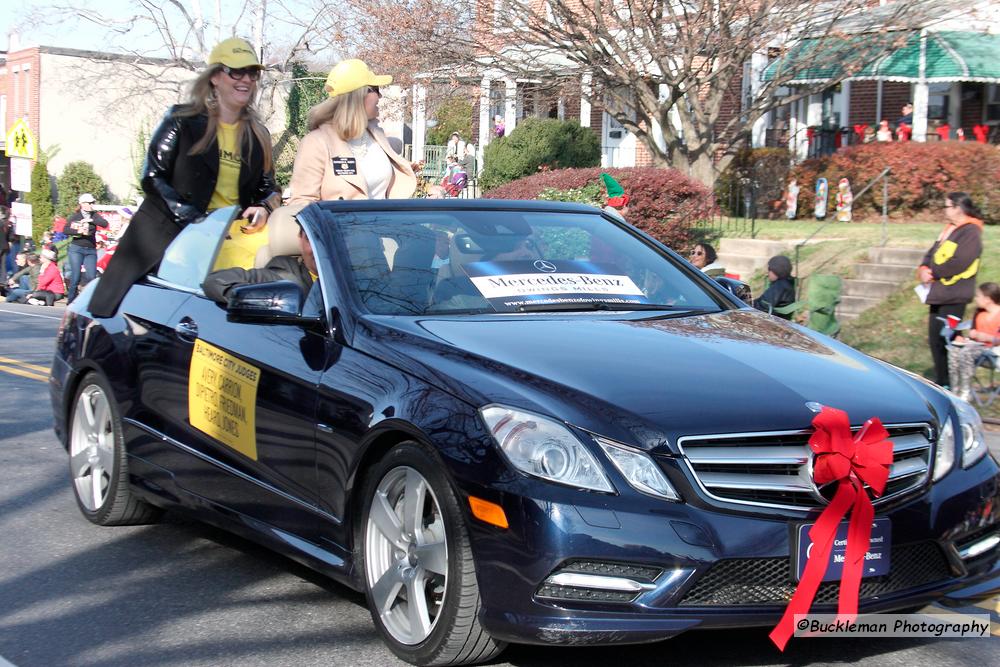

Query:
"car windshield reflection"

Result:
[[312, 209, 725, 316]]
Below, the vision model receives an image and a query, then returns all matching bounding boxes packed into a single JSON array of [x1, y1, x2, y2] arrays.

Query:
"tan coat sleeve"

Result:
[[288, 130, 328, 205]]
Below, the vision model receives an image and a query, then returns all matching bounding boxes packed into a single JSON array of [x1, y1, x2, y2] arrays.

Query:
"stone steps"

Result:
[[853, 263, 917, 283], [716, 238, 794, 280], [837, 246, 924, 322]]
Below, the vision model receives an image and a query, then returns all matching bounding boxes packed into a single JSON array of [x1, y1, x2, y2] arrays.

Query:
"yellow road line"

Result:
[[0, 362, 48, 383], [0, 355, 49, 374]]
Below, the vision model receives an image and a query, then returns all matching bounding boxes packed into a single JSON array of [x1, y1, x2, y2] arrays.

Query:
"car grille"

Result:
[[677, 424, 932, 511], [679, 541, 951, 607]]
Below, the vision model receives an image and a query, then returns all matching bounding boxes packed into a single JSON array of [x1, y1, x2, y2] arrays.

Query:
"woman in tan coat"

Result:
[[289, 59, 416, 203]]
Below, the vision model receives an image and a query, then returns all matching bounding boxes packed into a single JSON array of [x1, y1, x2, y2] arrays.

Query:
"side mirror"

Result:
[[714, 276, 753, 304], [226, 280, 320, 324]]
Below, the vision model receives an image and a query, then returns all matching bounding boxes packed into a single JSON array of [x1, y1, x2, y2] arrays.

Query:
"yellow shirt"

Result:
[[213, 219, 270, 271], [208, 122, 241, 211]]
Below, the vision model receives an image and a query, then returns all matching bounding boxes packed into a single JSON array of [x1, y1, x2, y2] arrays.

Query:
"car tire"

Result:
[[68, 373, 160, 526], [358, 441, 506, 666]]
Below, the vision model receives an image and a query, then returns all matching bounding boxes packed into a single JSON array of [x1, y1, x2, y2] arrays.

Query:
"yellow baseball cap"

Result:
[[208, 37, 261, 69], [324, 59, 392, 98]]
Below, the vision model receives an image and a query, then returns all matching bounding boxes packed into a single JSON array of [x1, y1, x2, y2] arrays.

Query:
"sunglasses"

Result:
[[367, 86, 381, 96], [221, 65, 261, 81]]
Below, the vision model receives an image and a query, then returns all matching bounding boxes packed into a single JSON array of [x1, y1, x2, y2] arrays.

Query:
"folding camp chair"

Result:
[[771, 274, 842, 337], [971, 349, 1000, 407]]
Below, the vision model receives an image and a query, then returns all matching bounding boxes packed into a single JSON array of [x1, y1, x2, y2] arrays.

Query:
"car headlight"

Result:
[[480, 405, 614, 493], [951, 395, 988, 468], [596, 437, 680, 501], [933, 418, 955, 481]]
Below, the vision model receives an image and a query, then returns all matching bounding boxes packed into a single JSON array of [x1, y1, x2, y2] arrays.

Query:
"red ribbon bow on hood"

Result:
[[770, 406, 894, 650]]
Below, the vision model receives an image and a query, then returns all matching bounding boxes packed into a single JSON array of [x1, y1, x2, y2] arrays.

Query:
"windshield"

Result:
[[316, 208, 725, 316]]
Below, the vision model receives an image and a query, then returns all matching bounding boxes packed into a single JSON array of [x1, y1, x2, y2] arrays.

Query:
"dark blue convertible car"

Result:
[[50, 200, 999, 665]]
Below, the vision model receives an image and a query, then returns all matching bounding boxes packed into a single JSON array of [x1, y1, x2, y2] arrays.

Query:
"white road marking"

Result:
[[0, 307, 64, 320]]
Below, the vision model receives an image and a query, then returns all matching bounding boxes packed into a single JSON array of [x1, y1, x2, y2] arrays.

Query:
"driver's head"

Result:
[[297, 225, 317, 275]]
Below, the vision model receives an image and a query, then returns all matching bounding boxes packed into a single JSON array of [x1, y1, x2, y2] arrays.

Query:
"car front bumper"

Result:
[[466, 456, 1000, 646]]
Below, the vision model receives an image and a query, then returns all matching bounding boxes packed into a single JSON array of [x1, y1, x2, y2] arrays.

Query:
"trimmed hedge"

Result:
[[791, 142, 1000, 222], [483, 167, 715, 250], [479, 118, 601, 191]]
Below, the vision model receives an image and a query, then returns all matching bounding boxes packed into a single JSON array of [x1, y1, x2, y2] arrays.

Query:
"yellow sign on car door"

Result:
[[188, 339, 260, 460]]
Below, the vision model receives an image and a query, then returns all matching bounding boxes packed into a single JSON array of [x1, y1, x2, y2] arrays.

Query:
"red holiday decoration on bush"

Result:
[[769, 406, 894, 651]]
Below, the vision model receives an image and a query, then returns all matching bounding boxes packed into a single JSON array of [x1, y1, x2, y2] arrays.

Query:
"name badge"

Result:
[[332, 157, 357, 175]]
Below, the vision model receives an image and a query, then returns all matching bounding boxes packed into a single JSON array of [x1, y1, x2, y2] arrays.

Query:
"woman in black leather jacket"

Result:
[[89, 37, 280, 318]]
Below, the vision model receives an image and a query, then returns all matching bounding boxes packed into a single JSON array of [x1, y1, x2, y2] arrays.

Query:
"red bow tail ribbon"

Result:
[[769, 406, 894, 650]]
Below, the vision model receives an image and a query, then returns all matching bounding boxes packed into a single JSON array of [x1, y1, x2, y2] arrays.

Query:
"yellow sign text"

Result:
[[188, 339, 260, 459]]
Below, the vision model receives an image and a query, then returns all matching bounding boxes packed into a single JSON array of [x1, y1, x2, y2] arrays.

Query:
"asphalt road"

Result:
[[0, 302, 996, 667]]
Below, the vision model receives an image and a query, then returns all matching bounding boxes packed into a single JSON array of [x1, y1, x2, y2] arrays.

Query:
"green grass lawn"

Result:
[[718, 218, 1000, 418]]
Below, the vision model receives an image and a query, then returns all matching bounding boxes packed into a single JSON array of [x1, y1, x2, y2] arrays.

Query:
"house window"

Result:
[[987, 84, 1000, 122], [927, 83, 950, 120]]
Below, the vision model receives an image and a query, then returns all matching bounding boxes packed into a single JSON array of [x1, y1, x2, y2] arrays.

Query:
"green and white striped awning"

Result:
[[763, 31, 1000, 85]]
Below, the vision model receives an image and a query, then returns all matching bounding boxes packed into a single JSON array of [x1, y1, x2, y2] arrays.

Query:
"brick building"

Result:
[[762, 8, 1000, 160], [1, 42, 287, 207]]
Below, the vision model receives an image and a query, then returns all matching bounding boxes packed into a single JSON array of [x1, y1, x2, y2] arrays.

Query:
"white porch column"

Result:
[[840, 80, 851, 128], [580, 71, 592, 127], [912, 30, 929, 142], [806, 93, 823, 127], [912, 83, 929, 141], [478, 76, 492, 150], [650, 84, 669, 153], [504, 77, 517, 134], [411, 82, 427, 161], [749, 52, 769, 148]]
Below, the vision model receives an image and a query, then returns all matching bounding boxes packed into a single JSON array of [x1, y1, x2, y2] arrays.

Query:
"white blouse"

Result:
[[347, 129, 393, 199]]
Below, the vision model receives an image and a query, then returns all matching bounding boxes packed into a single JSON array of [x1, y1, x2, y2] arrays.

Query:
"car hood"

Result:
[[360, 310, 946, 451]]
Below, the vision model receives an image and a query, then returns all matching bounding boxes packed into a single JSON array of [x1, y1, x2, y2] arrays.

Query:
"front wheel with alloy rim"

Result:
[[359, 442, 505, 666], [68, 373, 160, 525]]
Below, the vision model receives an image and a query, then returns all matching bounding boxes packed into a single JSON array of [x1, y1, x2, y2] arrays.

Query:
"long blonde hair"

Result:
[[307, 87, 369, 140], [173, 64, 274, 172]]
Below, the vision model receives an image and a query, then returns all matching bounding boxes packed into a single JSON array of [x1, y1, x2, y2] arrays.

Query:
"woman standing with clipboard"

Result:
[[288, 59, 415, 203], [918, 192, 984, 388]]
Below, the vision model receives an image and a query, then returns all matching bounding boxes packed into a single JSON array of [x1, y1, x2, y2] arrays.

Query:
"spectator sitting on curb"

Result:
[[6, 252, 40, 302], [26, 249, 66, 306]]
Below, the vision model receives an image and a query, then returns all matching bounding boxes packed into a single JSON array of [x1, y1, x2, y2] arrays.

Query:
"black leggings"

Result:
[[928, 303, 967, 386]]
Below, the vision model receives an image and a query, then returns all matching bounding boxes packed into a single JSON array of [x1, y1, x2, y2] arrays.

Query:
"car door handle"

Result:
[[175, 318, 199, 342]]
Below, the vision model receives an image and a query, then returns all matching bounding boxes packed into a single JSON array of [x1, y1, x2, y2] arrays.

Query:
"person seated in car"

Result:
[[203, 222, 317, 304], [753, 255, 796, 320]]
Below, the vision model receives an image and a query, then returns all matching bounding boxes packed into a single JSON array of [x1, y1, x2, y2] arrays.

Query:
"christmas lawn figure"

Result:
[[836, 178, 853, 223], [814, 178, 828, 220], [785, 179, 800, 219]]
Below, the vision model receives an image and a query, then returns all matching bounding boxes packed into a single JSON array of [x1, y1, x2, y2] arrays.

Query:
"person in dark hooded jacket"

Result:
[[754, 255, 796, 319]]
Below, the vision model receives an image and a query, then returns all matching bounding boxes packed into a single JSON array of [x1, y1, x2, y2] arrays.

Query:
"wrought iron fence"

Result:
[[693, 177, 759, 243]]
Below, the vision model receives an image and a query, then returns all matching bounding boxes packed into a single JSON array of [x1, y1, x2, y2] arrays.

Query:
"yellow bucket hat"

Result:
[[324, 59, 392, 98], [208, 37, 261, 69]]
